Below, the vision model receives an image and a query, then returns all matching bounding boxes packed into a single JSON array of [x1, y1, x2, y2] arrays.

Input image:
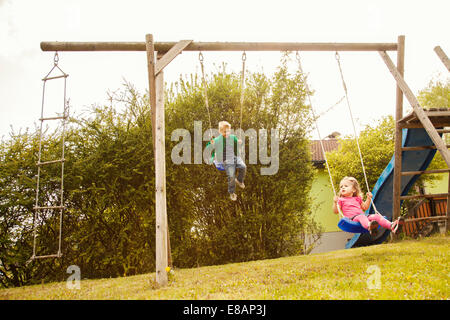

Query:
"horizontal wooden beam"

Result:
[[400, 193, 449, 200], [405, 216, 449, 223], [401, 169, 450, 176], [40, 41, 398, 52], [401, 145, 450, 151], [399, 122, 450, 129]]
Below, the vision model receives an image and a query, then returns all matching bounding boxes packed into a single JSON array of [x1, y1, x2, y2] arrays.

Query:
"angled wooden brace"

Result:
[[155, 40, 193, 75], [379, 50, 450, 168], [434, 46, 450, 72]]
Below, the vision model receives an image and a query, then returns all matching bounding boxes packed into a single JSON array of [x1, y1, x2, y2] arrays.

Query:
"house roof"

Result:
[[310, 139, 340, 162]]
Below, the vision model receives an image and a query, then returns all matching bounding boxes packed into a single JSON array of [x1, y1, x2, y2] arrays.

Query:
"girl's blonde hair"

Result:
[[218, 121, 231, 133], [339, 176, 362, 197]]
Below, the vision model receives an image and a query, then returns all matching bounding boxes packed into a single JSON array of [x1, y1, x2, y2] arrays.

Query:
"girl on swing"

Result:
[[332, 176, 404, 236]]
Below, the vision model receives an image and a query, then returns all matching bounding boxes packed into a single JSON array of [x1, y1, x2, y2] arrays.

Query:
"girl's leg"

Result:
[[368, 214, 392, 229], [352, 214, 370, 230]]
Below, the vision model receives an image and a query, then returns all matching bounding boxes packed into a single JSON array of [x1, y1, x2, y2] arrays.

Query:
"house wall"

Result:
[[307, 231, 355, 254], [310, 169, 340, 232], [308, 169, 349, 253]]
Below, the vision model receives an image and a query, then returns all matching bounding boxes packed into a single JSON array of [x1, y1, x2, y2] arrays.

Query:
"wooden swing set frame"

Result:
[[40, 34, 449, 286]]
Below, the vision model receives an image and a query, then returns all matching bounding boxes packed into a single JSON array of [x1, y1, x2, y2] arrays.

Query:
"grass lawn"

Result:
[[0, 234, 448, 300]]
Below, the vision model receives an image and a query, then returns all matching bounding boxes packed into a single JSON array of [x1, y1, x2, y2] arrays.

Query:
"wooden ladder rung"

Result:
[[400, 193, 450, 200], [39, 115, 68, 121], [402, 145, 450, 151], [436, 129, 450, 134], [404, 216, 449, 223], [34, 205, 65, 210], [42, 74, 68, 81], [401, 169, 450, 176], [30, 253, 62, 260], [37, 159, 65, 166]]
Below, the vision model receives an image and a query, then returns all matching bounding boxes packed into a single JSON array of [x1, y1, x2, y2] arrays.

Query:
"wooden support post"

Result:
[[154, 62, 168, 286], [393, 35, 405, 223], [157, 50, 172, 270], [434, 46, 450, 72], [145, 35, 157, 149], [146, 34, 168, 286], [447, 172, 450, 232], [379, 51, 450, 167], [145, 36, 192, 286]]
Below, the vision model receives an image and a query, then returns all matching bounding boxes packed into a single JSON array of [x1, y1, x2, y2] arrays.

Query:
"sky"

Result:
[[0, 0, 449, 141]]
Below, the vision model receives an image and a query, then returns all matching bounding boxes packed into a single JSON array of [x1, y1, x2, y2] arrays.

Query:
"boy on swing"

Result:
[[208, 121, 246, 201]]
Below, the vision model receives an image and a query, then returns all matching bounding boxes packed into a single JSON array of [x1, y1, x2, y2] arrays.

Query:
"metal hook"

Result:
[[335, 51, 340, 61], [54, 52, 59, 65]]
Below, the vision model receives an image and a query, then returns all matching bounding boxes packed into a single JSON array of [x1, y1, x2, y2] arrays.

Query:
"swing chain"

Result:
[[239, 52, 246, 141], [198, 52, 214, 141]]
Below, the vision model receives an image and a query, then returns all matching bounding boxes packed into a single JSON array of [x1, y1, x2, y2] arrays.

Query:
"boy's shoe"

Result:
[[391, 216, 405, 234], [368, 220, 378, 237], [230, 193, 237, 201], [235, 178, 245, 189]]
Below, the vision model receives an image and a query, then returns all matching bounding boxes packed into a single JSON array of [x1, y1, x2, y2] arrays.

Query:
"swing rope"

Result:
[[295, 52, 344, 219], [334, 52, 381, 215]]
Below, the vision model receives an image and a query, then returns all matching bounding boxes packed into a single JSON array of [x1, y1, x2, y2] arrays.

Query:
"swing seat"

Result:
[[213, 159, 225, 171], [337, 216, 387, 234], [338, 217, 369, 233]]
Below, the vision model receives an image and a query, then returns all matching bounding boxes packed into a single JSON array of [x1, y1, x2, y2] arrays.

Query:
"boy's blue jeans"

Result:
[[223, 156, 246, 194]]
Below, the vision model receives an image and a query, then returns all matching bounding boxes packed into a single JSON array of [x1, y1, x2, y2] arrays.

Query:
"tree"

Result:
[[326, 115, 395, 193], [417, 78, 449, 110]]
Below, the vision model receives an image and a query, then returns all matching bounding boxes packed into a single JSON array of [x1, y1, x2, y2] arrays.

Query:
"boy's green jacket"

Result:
[[206, 134, 240, 163]]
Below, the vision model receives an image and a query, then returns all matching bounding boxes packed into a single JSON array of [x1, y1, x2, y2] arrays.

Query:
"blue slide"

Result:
[[346, 127, 440, 248]]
